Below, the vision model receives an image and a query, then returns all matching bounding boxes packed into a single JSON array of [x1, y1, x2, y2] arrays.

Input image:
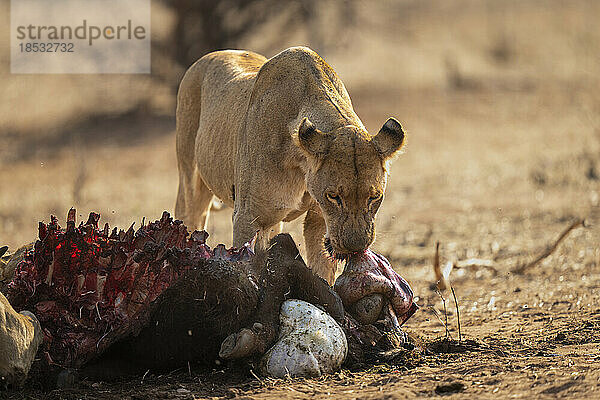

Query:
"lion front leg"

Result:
[[232, 203, 287, 252], [175, 168, 214, 232], [303, 204, 338, 285]]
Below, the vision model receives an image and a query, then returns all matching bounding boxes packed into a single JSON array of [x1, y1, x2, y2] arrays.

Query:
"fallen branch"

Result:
[[514, 219, 587, 274]]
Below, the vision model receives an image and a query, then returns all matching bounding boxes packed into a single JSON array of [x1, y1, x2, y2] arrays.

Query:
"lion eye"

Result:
[[326, 193, 342, 207]]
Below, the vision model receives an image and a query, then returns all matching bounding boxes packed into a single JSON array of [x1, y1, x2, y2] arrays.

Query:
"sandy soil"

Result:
[[1, 0, 599, 398]]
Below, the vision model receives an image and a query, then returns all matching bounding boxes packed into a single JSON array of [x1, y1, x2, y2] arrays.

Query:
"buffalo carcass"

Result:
[[1, 210, 417, 387]]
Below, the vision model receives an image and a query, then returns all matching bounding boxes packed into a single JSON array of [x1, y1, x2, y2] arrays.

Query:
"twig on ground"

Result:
[[514, 219, 587, 274], [434, 289, 452, 340], [249, 369, 264, 385], [141, 369, 150, 384], [429, 306, 452, 341], [441, 293, 449, 340], [450, 286, 462, 342], [433, 241, 447, 291]]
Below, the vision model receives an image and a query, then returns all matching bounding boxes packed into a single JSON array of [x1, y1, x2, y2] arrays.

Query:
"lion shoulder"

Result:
[[251, 47, 350, 105]]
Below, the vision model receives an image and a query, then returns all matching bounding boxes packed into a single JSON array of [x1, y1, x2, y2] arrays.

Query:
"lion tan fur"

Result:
[[175, 46, 406, 283]]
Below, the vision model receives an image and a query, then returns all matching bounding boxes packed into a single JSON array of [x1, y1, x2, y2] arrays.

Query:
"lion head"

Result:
[[294, 117, 406, 258]]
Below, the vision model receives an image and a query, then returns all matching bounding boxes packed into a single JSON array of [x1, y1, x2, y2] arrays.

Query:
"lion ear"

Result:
[[294, 117, 331, 157], [372, 118, 406, 159]]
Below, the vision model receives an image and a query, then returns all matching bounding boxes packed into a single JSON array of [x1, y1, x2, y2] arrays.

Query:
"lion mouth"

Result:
[[323, 237, 363, 262]]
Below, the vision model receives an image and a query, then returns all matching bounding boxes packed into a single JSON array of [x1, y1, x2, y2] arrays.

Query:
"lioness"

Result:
[[175, 46, 406, 284]]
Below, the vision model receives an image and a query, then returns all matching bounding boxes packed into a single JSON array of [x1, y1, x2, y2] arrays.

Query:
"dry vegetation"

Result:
[[1, 0, 599, 398]]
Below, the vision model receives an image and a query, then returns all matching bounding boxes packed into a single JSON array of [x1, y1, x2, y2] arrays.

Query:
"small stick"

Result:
[[450, 285, 462, 342], [249, 369, 264, 385], [141, 369, 150, 383], [514, 219, 586, 273], [434, 288, 451, 340], [429, 305, 452, 341], [442, 293, 449, 340], [433, 241, 446, 291]]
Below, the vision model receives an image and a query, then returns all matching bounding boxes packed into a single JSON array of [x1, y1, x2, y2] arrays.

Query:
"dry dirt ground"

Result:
[[1, 0, 600, 399], [3, 84, 599, 400]]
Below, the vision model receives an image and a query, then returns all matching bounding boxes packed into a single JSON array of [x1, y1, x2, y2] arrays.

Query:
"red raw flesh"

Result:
[[7, 209, 253, 369]]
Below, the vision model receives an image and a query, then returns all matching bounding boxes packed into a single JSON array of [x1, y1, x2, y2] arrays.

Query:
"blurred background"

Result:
[[0, 0, 598, 265]]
